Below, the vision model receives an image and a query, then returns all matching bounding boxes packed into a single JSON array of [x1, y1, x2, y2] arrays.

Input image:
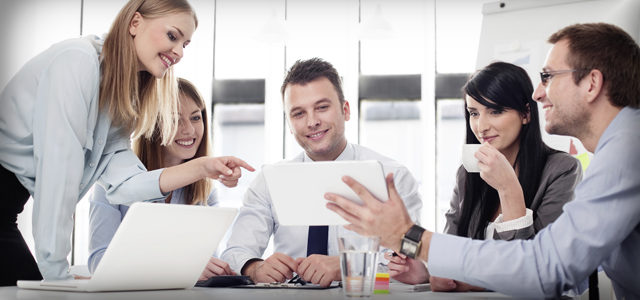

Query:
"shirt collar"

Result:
[[302, 142, 354, 162], [595, 106, 633, 154]]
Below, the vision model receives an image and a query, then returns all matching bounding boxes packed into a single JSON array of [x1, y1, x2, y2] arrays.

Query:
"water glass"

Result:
[[337, 228, 380, 297]]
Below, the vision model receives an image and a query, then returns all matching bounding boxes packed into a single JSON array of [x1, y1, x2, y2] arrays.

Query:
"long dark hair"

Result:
[[457, 62, 557, 239]]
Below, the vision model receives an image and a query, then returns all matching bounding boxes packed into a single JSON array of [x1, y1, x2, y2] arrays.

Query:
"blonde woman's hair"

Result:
[[133, 78, 212, 205], [100, 0, 198, 145]]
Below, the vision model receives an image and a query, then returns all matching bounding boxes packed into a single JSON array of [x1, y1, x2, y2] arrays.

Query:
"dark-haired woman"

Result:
[[386, 62, 582, 291]]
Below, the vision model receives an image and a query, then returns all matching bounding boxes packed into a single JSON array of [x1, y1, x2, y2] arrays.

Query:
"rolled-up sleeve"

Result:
[[97, 149, 166, 205], [491, 208, 535, 240]]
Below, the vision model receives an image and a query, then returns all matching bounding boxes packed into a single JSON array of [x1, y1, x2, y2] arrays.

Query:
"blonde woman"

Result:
[[88, 78, 235, 280], [0, 0, 252, 285]]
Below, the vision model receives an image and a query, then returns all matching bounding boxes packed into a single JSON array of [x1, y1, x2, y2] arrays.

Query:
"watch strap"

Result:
[[405, 224, 425, 242]]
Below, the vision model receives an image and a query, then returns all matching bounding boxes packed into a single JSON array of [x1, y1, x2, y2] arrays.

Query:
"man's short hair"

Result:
[[548, 23, 640, 108], [280, 58, 345, 104]]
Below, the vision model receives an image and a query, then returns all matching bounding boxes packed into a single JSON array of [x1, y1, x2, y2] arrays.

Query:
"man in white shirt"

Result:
[[221, 58, 422, 287]]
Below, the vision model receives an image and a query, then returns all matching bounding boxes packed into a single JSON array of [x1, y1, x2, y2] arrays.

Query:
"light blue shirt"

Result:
[[88, 185, 218, 273], [428, 107, 640, 299], [0, 36, 166, 280], [221, 143, 423, 274]]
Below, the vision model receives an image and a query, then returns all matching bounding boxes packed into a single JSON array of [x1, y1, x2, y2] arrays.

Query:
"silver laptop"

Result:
[[18, 202, 237, 292], [263, 160, 387, 226]]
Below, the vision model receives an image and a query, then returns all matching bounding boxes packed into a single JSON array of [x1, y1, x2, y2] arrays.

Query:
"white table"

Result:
[[0, 283, 513, 300]]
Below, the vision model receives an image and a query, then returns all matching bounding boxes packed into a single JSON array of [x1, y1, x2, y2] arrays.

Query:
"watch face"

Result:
[[401, 239, 418, 257]]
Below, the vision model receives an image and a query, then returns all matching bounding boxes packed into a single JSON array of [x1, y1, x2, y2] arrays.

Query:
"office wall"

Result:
[[0, 0, 81, 91]]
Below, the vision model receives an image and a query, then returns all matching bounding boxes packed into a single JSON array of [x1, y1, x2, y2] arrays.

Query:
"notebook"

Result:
[[263, 160, 388, 226], [18, 202, 237, 292]]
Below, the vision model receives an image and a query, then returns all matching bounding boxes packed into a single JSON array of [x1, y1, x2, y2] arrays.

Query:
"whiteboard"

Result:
[[476, 0, 640, 155]]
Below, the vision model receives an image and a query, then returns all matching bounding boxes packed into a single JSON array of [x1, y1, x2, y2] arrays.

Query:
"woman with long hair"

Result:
[[89, 78, 236, 280], [0, 0, 252, 284], [386, 62, 582, 291]]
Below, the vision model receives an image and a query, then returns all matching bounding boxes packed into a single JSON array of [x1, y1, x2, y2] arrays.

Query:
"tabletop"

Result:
[[0, 283, 513, 300]]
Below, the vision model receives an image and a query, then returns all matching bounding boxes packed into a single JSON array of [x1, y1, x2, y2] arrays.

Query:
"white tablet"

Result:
[[262, 160, 388, 226]]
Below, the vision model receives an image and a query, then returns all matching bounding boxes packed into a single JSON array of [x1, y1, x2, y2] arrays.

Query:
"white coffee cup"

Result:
[[462, 144, 482, 173]]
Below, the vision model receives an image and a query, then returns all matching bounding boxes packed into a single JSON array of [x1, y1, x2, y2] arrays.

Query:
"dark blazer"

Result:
[[444, 152, 583, 240]]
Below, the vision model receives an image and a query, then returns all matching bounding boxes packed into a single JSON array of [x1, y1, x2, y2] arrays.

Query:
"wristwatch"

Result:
[[399, 224, 425, 259]]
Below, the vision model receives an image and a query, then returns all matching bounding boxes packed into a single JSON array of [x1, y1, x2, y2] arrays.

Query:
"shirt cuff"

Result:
[[240, 257, 263, 275], [493, 208, 533, 233], [137, 168, 167, 199]]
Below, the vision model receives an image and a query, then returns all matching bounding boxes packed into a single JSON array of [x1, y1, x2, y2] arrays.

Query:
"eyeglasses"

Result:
[[539, 69, 578, 86]]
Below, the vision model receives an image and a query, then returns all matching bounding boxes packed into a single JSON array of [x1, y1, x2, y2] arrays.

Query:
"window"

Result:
[[211, 104, 265, 207], [360, 100, 423, 183], [433, 0, 493, 232], [358, 0, 431, 228], [435, 99, 466, 230]]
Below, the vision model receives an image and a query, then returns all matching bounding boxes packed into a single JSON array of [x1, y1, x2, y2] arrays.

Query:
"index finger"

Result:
[[226, 156, 255, 172], [324, 192, 364, 223], [341, 175, 380, 207], [474, 148, 489, 163]]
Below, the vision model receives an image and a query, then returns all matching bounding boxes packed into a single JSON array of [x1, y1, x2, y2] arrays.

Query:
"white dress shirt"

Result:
[[221, 143, 423, 273]]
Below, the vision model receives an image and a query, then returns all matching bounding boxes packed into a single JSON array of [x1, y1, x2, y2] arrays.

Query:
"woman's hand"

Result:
[[475, 143, 519, 192], [384, 252, 428, 285], [202, 156, 255, 183], [475, 143, 526, 221], [205, 156, 255, 187], [160, 156, 255, 194]]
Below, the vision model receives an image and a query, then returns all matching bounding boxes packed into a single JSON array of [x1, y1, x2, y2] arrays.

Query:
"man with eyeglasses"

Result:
[[325, 23, 640, 299]]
